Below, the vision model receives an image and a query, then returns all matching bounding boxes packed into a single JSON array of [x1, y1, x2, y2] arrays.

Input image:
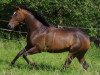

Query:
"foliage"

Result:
[[0, 0, 100, 36]]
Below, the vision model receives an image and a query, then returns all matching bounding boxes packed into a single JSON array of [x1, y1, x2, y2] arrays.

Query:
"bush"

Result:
[[0, 0, 100, 36]]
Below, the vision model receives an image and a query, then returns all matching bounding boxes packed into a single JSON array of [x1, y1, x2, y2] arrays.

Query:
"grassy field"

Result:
[[0, 37, 100, 75]]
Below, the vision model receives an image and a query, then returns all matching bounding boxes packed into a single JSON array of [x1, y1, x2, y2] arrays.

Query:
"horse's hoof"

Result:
[[9, 63, 12, 66], [82, 61, 89, 70], [83, 64, 89, 70], [30, 62, 37, 67], [10, 61, 15, 66], [62, 65, 69, 70]]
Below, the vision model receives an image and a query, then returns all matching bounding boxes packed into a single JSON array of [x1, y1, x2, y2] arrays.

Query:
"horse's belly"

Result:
[[46, 38, 72, 51], [48, 42, 67, 50], [46, 48, 67, 53]]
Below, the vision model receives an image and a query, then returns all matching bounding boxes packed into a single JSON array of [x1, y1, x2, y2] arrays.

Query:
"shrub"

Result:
[[0, 0, 100, 36]]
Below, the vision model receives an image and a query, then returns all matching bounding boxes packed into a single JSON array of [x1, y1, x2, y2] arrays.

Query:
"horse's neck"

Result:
[[25, 14, 43, 33], [25, 15, 47, 35]]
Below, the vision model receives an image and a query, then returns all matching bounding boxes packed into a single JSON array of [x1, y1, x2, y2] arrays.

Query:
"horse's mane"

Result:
[[16, 5, 50, 27]]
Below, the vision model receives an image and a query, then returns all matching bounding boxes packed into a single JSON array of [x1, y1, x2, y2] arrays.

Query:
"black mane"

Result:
[[17, 5, 50, 27], [29, 10, 50, 27]]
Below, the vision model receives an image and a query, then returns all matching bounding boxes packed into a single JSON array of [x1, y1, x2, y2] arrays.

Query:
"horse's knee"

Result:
[[24, 47, 41, 55]]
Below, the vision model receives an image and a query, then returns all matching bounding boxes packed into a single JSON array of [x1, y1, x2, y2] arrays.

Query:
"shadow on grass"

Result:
[[35, 63, 59, 71], [0, 58, 67, 71], [0, 59, 72, 72], [10, 62, 64, 71]]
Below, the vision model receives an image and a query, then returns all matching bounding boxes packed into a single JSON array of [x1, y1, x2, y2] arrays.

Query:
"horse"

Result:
[[8, 6, 90, 70]]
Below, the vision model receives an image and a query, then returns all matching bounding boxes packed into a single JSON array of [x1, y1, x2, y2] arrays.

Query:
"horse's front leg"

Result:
[[23, 45, 41, 66], [11, 48, 26, 65]]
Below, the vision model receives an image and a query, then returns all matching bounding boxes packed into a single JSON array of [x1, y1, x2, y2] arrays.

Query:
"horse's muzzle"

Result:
[[8, 24, 14, 30]]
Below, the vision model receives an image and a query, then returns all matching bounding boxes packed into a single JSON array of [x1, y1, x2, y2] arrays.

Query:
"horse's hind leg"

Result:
[[63, 53, 75, 69], [76, 51, 89, 70], [23, 54, 34, 66]]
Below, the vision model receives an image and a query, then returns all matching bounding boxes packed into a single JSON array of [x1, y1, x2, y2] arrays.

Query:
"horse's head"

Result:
[[8, 7, 25, 29]]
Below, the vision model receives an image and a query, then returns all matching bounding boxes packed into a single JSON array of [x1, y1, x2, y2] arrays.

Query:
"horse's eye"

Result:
[[14, 13, 17, 16], [13, 12, 17, 16]]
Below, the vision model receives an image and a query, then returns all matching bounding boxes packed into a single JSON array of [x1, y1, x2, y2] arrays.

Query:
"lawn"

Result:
[[0, 37, 100, 75]]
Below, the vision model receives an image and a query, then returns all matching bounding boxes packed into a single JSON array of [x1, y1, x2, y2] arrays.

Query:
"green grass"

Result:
[[0, 37, 100, 75]]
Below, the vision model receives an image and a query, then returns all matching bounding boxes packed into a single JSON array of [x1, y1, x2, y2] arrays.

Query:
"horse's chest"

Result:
[[30, 34, 46, 49]]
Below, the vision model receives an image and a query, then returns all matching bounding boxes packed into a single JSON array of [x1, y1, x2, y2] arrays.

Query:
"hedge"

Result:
[[0, 0, 100, 36]]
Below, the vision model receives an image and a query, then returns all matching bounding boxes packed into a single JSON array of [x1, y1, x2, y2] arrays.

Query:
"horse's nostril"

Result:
[[8, 24, 11, 28]]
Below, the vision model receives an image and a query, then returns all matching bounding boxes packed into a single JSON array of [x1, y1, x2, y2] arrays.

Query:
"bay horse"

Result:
[[8, 6, 90, 70]]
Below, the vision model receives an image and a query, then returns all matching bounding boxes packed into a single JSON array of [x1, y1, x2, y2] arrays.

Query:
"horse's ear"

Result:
[[15, 6, 21, 10]]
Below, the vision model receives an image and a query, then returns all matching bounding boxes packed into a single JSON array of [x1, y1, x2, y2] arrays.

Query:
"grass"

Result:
[[0, 37, 100, 75]]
